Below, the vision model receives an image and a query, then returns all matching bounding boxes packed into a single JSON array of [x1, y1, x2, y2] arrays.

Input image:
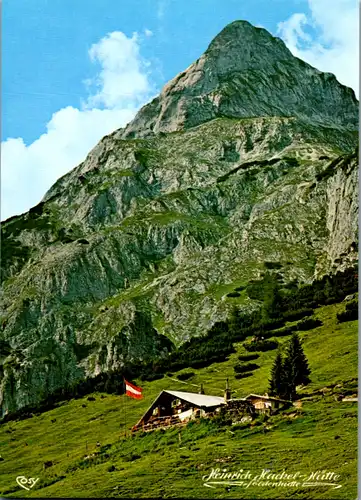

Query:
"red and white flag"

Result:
[[124, 379, 143, 399]]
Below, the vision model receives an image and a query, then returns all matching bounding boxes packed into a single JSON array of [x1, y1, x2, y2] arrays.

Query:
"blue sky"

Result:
[[1, 0, 358, 220]]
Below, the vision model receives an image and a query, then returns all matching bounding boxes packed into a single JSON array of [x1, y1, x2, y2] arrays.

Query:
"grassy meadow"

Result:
[[0, 300, 357, 498]]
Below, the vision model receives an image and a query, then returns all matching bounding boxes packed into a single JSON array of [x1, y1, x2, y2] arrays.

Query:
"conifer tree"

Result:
[[229, 306, 246, 340], [269, 351, 286, 398], [262, 273, 282, 320], [283, 332, 311, 400]]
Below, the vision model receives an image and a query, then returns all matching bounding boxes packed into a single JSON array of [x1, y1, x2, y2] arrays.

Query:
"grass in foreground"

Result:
[[0, 300, 357, 498]]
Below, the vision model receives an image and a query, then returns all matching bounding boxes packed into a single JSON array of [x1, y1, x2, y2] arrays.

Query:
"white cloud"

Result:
[[1, 31, 153, 221], [277, 0, 358, 95], [86, 31, 151, 109], [144, 29, 153, 37]]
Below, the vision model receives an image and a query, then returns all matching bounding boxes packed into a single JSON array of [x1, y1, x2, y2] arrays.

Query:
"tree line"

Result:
[[1, 265, 357, 423]]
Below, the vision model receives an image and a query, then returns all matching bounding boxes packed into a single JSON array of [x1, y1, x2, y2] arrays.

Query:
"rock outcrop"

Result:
[[122, 21, 358, 138], [0, 20, 358, 416]]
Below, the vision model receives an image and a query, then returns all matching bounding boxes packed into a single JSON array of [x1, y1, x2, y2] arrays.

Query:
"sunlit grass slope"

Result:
[[0, 300, 357, 498]]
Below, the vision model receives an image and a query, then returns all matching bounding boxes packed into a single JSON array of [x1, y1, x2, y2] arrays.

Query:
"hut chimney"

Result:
[[199, 384, 205, 394], [224, 378, 231, 402]]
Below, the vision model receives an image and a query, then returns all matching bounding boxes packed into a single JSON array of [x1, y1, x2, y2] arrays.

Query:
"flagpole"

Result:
[[123, 377, 127, 438], [123, 378, 142, 437]]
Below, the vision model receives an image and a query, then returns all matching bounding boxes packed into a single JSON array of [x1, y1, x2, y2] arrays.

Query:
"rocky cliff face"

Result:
[[122, 21, 358, 138], [0, 20, 358, 415]]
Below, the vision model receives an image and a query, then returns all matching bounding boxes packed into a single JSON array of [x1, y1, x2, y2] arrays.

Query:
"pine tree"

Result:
[[283, 333, 311, 400], [262, 273, 282, 320], [269, 351, 286, 398], [229, 306, 246, 340]]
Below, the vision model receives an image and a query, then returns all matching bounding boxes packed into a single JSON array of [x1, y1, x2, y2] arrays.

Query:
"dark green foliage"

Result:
[[315, 150, 357, 182], [216, 157, 282, 183], [228, 306, 248, 341], [246, 273, 279, 301], [1, 238, 31, 282], [264, 261, 283, 270], [346, 300, 358, 311], [246, 272, 283, 320], [281, 267, 357, 311], [282, 333, 311, 400], [55, 227, 78, 243], [263, 282, 283, 320], [337, 301, 358, 323], [0, 340, 12, 357], [296, 318, 322, 331], [269, 334, 311, 401], [139, 372, 164, 382], [269, 326, 296, 338], [234, 363, 259, 374], [244, 340, 278, 352], [285, 157, 299, 167], [315, 156, 343, 182], [269, 351, 286, 398], [134, 149, 153, 167], [282, 309, 313, 322], [258, 318, 285, 332], [227, 291, 240, 298], [176, 372, 195, 381], [72, 342, 97, 361], [235, 372, 253, 380], [238, 354, 259, 362], [220, 142, 240, 162]]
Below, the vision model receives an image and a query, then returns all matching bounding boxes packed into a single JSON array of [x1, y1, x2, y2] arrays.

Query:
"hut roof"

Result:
[[164, 390, 224, 408]]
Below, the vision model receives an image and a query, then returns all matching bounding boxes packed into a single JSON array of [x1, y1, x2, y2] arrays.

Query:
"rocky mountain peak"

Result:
[[204, 20, 290, 60], [122, 20, 358, 139]]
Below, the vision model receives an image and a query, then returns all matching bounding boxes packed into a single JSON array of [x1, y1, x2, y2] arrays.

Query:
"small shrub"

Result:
[[124, 454, 141, 462], [139, 372, 164, 382], [282, 309, 313, 322], [264, 261, 283, 270], [296, 318, 322, 331], [324, 295, 342, 305], [337, 307, 358, 323], [234, 363, 260, 374], [270, 326, 295, 338], [244, 340, 278, 352], [346, 300, 358, 312], [235, 372, 253, 380], [176, 372, 195, 381]]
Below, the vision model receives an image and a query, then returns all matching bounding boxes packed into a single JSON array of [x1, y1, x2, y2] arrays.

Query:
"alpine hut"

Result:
[[131, 390, 225, 432]]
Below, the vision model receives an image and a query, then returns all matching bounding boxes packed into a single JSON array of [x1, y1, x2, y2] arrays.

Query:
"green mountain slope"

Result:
[[0, 300, 357, 498]]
